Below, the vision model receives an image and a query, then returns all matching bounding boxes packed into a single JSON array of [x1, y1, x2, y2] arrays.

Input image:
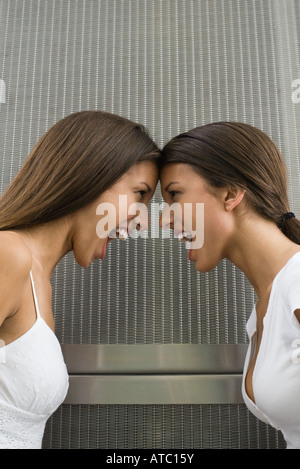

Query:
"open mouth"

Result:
[[176, 231, 198, 262], [100, 227, 129, 259], [176, 231, 194, 242], [108, 227, 129, 242]]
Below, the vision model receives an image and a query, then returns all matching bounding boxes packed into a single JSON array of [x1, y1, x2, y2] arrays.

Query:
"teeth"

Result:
[[108, 228, 128, 240], [108, 230, 116, 239], [183, 231, 193, 240], [117, 228, 128, 240], [177, 231, 193, 241]]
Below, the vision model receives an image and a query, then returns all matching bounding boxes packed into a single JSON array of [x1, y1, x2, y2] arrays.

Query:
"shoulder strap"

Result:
[[29, 271, 41, 318]]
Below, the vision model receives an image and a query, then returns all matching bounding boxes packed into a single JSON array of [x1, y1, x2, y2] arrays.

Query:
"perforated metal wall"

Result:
[[0, 0, 299, 449], [43, 404, 286, 449]]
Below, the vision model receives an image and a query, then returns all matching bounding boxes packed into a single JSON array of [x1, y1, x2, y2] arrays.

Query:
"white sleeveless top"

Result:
[[0, 272, 69, 449], [242, 253, 300, 449]]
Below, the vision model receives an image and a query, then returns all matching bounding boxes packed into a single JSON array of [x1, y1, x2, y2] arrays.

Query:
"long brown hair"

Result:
[[0, 111, 160, 230], [161, 121, 300, 244]]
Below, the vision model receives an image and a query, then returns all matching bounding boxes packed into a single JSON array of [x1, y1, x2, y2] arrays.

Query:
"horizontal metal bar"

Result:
[[64, 374, 244, 404], [62, 344, 248, 374]]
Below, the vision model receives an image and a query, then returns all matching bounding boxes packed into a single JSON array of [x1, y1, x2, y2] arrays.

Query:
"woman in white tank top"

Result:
[[0, 111, 159, 449], [159, 122, 300, 449]]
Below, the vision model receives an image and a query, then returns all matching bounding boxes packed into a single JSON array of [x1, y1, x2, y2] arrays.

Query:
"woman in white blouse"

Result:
[[159, 121, 300, 449], [0, 111, 159, 448]]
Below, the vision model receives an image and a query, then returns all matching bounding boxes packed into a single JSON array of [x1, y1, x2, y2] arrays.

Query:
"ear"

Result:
[[224, 187, 246, 212]]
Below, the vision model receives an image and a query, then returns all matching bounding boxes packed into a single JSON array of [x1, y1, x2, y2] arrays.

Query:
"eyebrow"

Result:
[[133, 182, 152, 192], [164, 181, 180, 192]]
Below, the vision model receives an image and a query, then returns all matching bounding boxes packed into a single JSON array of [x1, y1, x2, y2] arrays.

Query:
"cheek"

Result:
[[114, 194, 137, 225], [193, 226, 223, 272], [192, 212, 228, 268], [203, 210, 232, 253], [176, 201, 197, 231]]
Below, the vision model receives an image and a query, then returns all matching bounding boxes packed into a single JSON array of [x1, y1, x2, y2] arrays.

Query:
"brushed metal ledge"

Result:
[[64, 374, 244, 405], [62, 344, 248, 374], [61, 344, 247, 404]]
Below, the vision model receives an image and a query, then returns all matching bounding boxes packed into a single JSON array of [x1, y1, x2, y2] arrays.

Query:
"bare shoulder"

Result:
[[0, 231, 32, 280], [0, 231, 33, 324]]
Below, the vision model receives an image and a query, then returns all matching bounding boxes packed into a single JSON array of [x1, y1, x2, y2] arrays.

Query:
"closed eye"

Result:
[[168, 190, 181, 199], [133, 182, 153, 199], [135, 190, 147, 198]]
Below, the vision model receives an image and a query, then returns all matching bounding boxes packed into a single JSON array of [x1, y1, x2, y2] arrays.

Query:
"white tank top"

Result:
[[242, 252, 300, 449], [0, 272, 69, 449]]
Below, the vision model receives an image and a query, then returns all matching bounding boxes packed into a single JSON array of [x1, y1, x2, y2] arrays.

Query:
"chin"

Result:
[[76, 258, 91, 269], [194, 255, 220, 273], [73, 250, 93, 268], [194, 263, 213, 273]]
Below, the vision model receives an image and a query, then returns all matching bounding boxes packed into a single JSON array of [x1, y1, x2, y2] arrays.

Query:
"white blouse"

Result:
[[0, 272, 69, 449], [242, 253, 300, 449]]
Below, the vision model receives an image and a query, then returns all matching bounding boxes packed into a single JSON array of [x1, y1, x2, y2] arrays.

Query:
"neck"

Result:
[[14, 216, 73, 280], [226, 215, 300, 299]]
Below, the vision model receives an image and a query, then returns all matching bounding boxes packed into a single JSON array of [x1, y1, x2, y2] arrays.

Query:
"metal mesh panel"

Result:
[[52, 247, 254, 344], [43, 404, 286, 449], [1, 0, 300, 346]]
